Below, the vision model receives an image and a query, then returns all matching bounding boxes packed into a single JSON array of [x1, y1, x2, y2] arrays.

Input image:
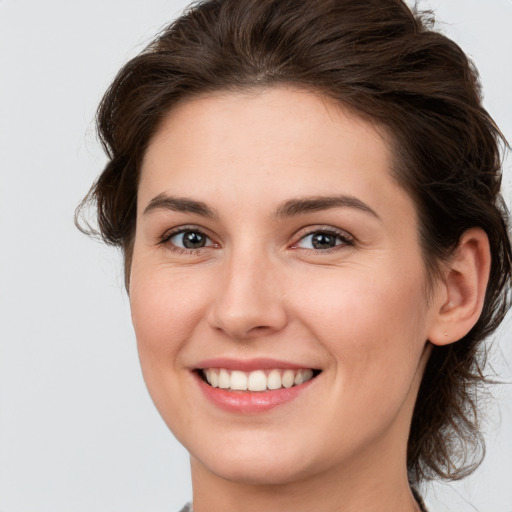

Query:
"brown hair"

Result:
[[77, 0, 512, 484]]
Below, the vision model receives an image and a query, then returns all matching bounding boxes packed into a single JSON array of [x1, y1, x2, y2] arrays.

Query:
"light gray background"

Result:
[[0, 1, 511, 511]]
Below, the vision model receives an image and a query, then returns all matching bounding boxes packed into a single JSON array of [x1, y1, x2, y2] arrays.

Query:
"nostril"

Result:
[[243, 324, 280, 338]]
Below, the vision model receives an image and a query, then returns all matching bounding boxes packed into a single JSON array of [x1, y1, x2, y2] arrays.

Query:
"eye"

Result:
[[164, 229, 216, 251], [294, 229, 353, 250]]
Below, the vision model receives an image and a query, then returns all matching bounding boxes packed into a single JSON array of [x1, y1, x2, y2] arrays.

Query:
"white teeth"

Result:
[[247, 370, 267, 391], [209, 370, 219, 388], [267, 369, 282, 390], [202, 368, 317, 392], [230, 370, 248, 390], [218, 369, 230, 389], [282, 369, 295, 388], [303, 369, 313, 381]]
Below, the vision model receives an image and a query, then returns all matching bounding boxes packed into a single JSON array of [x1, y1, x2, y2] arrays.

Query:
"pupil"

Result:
[[183, 231, 205, 249], [312, 232, 335, 249]]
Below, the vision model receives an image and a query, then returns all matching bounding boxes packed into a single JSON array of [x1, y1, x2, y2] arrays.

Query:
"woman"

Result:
[[78, 0, 511, 510]]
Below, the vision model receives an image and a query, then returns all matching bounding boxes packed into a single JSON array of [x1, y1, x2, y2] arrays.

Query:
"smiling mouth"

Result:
[[197, 368, 321, 392]]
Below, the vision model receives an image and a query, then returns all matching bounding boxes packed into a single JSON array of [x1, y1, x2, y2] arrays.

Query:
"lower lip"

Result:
[[194, 372, 316, 413]]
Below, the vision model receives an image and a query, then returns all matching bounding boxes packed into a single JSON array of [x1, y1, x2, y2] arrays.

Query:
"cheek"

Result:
[[298, 264, 427, 330], [292, 264, 429, 381], [128, 262, 215, 432], [129, 263, 212, 360]]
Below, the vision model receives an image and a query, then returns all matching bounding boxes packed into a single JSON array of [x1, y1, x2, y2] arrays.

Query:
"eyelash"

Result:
[[159, 226, 354, 255], [159, 226, 218, 256], [291, 227, 354, 253]]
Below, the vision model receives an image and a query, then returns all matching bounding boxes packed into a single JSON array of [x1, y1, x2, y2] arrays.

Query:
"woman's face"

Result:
[[130, 87, 443, 485]]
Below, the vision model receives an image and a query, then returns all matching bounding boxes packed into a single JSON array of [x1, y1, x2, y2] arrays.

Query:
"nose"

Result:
[[207, 249, 288, 340]]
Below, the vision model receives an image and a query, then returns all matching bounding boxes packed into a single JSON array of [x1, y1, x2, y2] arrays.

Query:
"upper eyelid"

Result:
[[292, 225, 355, 242], [290, 226, 356, 251], [160, 225, 213, 242], [160, 227, 218, 253]]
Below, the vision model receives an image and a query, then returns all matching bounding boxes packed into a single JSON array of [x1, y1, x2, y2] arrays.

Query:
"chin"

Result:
[[187, 431, 321, 486], [198, 455, 313, 486]]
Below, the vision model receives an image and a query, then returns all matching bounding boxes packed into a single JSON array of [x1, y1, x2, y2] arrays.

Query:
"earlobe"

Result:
[[428, 228, 491, 346]]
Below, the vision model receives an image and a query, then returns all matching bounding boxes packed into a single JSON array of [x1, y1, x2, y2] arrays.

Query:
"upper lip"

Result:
[[194, 357, 319, 372]]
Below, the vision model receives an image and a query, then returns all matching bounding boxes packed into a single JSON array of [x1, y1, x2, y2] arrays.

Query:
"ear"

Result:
[[428, 228, 491, 346]]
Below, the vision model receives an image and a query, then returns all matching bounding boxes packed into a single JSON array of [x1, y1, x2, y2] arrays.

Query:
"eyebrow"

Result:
[[274, 195, 380, 219], [143, 193, 379, 220], [143, 194, 217, 218]]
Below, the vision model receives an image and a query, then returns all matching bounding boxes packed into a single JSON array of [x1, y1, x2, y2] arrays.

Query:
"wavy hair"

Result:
[[77, 0, 512, 483]]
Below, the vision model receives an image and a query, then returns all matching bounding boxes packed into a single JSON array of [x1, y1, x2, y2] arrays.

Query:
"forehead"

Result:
[[139, 86, 413, 224]]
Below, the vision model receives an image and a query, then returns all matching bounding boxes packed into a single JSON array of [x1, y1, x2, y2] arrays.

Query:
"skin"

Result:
[[129, 86, 490, 512]]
